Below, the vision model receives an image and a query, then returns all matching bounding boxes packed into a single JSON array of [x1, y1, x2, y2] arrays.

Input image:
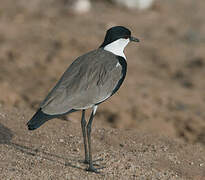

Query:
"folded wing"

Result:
[[40, 49, 126, 115]]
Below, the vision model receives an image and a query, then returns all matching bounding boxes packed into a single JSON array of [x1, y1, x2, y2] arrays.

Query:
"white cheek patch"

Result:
[[104, 38, 129, 59]]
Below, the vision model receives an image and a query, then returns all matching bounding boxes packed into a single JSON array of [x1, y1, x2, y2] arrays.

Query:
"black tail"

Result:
[[27, 108, 57, 130]]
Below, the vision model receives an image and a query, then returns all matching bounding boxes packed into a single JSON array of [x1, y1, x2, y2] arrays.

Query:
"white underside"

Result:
[[103, 38, 129, 59], [74, 94, 111, 111], [75, 104, 98, 114]]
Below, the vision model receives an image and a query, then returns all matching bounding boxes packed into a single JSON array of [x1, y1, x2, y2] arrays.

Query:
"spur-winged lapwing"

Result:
[[27, 26, 139, 173]]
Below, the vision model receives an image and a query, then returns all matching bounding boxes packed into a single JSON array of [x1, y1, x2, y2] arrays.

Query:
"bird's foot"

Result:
[[86, 166, 100, 173], [83, 159, 89, 164]]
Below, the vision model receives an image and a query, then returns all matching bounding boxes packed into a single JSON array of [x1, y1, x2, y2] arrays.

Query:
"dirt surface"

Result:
[[0, 107, 205, 179], [0, 0, 205, 179]]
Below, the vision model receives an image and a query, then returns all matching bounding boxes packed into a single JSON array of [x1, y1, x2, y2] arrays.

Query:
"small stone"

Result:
[[73, 148, 79, 152], [59, 139, 64, 143], [119, 143, 124, 147], [0, 112, 5, 118], [36, 156, 42, 161], [189, 162, 194, 165]]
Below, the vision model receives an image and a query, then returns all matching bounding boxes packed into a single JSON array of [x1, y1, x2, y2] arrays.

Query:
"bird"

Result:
[[27, 26, 139, 173]]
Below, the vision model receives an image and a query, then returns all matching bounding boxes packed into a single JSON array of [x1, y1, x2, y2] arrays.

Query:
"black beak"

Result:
[[130, 36, 140, 42]]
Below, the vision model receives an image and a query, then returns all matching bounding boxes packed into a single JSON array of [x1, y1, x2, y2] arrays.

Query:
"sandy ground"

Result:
[[1, 107, 205, 179], [0, 0, 205, 179]]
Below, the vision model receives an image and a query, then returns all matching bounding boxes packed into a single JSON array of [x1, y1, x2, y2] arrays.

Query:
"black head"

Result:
[[99, 26, 139, 48]]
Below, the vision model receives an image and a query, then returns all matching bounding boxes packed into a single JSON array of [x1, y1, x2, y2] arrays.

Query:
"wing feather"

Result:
[[41, 49, 124, 115]]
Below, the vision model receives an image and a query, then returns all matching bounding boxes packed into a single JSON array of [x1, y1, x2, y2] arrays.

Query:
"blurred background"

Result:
[[0, 0, 205, 145]]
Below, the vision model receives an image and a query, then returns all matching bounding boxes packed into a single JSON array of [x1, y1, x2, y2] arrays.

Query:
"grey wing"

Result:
[[40, 49, 123, 115]]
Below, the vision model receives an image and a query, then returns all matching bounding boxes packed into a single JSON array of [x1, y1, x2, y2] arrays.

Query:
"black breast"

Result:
[[111, 56, 127, 95]]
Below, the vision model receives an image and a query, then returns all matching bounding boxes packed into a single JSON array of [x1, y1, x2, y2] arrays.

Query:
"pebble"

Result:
[[189, 162, 194, 165], [59, 139, 64, 143], [0, 112, 5, 118], [73, 148, 79, 152]]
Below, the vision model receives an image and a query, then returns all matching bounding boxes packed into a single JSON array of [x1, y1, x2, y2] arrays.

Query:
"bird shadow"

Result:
[[10, 142, 86, 171], [0, 123, 13, 144], [0, 123, 84, 171], [9, 142, 106, 173], [0, 123, 105, 173]]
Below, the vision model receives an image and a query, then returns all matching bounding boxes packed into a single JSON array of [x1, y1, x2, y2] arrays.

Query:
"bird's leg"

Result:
[[86, 105, 98, 173], [81, 110, 89, 164]]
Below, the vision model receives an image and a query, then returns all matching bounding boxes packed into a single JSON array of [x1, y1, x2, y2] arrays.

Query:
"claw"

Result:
[[86, 166, 100, 173], [83, 159, 89, 164]]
